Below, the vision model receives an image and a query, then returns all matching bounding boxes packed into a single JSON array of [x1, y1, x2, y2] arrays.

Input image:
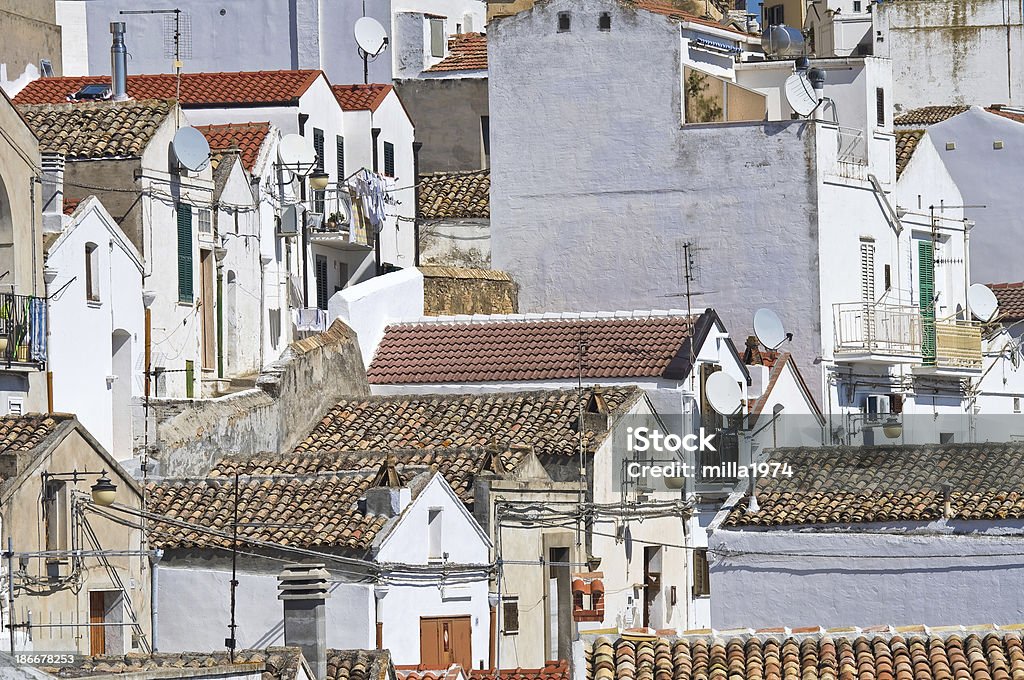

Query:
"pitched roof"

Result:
[[989, 282, 1024, 322], [418, 169, 490, 219], [294, 387, 643, 456], [725, 442, 1024, 528], [468, 662, 568, 680], [13, 70, 322, 107], [46, 648, 305, 679], [893, 105, 970, 126], [367, 313, 702, 385], [585, 629, 1024, 680], [196, 121, 271, 172], [895, 129, 925, 178], [17, 99, 172, 159], [426, 33, 488, 72], [327, 650, 394, 680], [987, 106, 1024, 124], [629, 0, 753, 36], [0, 414, 68, 453], [332, 83, 393, 111]]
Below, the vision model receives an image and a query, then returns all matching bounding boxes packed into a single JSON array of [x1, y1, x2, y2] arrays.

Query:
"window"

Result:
[[853, 0, 862, 10], [764, 4, 784, 25], [85, 242, 100, 302], [336, 136, 345, 185], [177, 204, 193, 302], [315, 255, 328, 311], [599, 12, 611, 30], [481, 116, 490, 166], [456, 23, 462, 33], [44, 480, 69, 552], [876, 88, 885, 127], [1014, 397, 1021, 413], [430, 18, 445, 57], [558, 12, 571, 32], [6, 398, 23, 416], [692, 548, 710, 597], [884, 264, 892, 291], [197, 208, 212, 235], [428, 508, 443, 560], [502, 596, 520, 634], [383, 141, 396, 177], [312, 128, 325, 214], [860, 241, 876, 304]]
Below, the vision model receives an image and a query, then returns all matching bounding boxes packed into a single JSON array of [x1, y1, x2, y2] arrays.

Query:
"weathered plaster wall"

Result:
[[419, 218, 491, 268], [141, 321, 369, 477], [0, 1, 62, 95], [395, 78, 489, 173], [421, 267, 518, 316]]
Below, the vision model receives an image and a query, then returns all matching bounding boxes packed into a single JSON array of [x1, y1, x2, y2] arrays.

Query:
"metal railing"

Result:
[[834, 302, 923, 356], [0, 293, 47, 366], [934, 320, 983, 370], [836, 126, 867, 165]]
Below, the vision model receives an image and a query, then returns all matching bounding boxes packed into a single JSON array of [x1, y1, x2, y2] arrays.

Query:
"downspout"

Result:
[[413, 141, 423, 267], [216, 263, 223, 378], [150, 548, 163, 651], [372, 127, 382, 275]]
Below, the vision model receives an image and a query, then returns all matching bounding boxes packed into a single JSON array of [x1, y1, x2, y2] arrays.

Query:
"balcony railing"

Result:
[[933, 320, 983, 370], [834, 302, 923, 357], [0, 293, 47, 366]]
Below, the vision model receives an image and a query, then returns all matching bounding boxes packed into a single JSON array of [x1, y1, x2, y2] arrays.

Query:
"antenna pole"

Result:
[[227, 473, 239, 661]]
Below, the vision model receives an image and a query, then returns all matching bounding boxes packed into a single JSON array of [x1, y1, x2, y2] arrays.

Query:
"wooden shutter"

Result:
[[919, 240, 936, 363], [383, 142, 395, 177], [861, 241, 876, 343], [692, 549, 710, 597], [336, 136, 345, 182], [90, 592, 106, 655], [315, 256, 329, 310], [502, 597, 520, 634], [313, 129, 325, 213], [876, 88, 885, 127], [177, 204, 193, 302]]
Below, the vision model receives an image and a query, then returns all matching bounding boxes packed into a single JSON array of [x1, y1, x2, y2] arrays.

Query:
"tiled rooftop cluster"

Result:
[[196, 121, 271, 172], [0, 413, 69, 453], [893, 106, 970, 127], [585, 630, 1024, 680], [988, 282, 1024, 322], [332, 83, 394, 111], [726, 443, 1024, 527], [427, 33, 488, 72], [368, 315, 699, 385], [418, 169, 490, 219], [18, 100, 172, 159]]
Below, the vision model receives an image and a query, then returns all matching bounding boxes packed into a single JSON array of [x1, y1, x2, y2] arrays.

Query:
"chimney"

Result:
[[278, 564, 331, 680], [110, 22, 128, 101], [41, 152, 66, 234], [365, 485, 411, 518]]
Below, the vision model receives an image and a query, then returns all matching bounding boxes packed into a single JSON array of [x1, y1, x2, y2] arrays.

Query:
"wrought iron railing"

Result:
[[834, 302, 923, 356], [0, 293, 47, 366]]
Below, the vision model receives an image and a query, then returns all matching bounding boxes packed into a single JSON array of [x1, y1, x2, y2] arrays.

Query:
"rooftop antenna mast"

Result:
[[119, 8, 191, 125]]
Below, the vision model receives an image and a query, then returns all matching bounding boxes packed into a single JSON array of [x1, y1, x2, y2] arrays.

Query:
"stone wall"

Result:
[[421, 266, 518, 315], [138, 321, 369, 477]]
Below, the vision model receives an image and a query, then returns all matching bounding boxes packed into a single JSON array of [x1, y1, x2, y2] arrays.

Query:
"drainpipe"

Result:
[[371, 128, 382, 275], [150, 548, 163, 651], [216, 264, 224, 378], [412, 141, 423, 267]]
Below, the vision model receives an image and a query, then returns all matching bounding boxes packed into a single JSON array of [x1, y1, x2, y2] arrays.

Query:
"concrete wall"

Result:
[[875, 0, 1024, 109], [709, 523, 1024, 628], [395, 78, 489, 173], [419, 218, 491, 267], [141, 320, 370, 476], [0, 1, 62, 95]]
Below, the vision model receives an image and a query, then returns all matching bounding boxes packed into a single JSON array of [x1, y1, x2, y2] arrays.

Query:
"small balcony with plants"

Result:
[[0, 293, 47, 369]]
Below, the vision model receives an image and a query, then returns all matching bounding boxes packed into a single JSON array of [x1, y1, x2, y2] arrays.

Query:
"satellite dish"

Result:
[[968, 283, 999, 322], [278, 134, 317, 175], [171, 126, 211, 172], [355, 17, 389, 56], [784, 73, 817, 117], [705, 372, 743, 415], [753, 308, 787, 349]]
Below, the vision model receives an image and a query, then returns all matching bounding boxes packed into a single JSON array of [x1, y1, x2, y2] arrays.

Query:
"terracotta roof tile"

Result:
[[47, 647, 303, 678], [13, 70, 322, 107], [468, 661, 569, 680], [585, 631, 1024, 680], [630, 0, 753, 35], [893, 105, 970, 126], [367, 315, 698, 385], [989, 282, 1024, 322], [327, 649, 393, 680], [0, 413, 68, 453], [17, 99, 172, 159], [895, 129, 925, 178], [987, 106, 1024, 124], [196, 122, 271, 172], [418, 170, 489, 219], [426, 33, 488, 72], [332, 83, 393, 111], [725, 442, 1024, 527]]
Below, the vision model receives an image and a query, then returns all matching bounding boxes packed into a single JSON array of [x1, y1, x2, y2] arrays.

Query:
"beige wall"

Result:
[[1, 425, 150, 654], [0, 1, 62, 78]]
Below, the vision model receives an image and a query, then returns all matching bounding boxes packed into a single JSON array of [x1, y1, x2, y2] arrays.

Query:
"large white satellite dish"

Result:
[[355, 17, 389, 56], [705, 372, 743, 415], [784, 72, 818, 117], [171, 126, 211, 172], [278, 133, 317, 175], [968, 283, 999, 322], [753, 308, 787, 349]]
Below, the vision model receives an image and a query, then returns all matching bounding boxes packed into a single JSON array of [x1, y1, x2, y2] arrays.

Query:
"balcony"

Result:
[[307, 213, 374, 251], [0, 293, 47, 369]]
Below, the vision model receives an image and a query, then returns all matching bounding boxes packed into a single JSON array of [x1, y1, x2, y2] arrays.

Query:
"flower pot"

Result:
[[16, 345, 29, 362]]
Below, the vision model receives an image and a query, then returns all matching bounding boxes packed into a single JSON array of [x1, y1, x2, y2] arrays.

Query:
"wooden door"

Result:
[[420, 616, 471, 669], [89, 592, 105, 656]]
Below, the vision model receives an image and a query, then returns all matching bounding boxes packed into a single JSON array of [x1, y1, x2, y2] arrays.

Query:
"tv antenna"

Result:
[[354, 16, 389, 85], [120, 8, 191, 123]]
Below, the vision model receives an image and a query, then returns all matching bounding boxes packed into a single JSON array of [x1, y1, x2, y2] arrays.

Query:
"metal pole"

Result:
[[7, 537, 15, 655], [227, 473, 239, 661]]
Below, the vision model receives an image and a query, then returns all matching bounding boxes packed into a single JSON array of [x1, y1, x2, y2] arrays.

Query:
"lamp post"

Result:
[[40, 469, 118, 506]]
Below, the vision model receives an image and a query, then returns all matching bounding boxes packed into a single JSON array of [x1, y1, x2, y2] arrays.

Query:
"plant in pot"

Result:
[[326, 212, 344, 232]]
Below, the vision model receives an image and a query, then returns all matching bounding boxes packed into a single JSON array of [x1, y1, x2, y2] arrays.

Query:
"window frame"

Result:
[[692, 548, 710, 597], [501, 596, 520, 635], [429, 18, 446, 58], [85, 242, 100, 303], [383, 141, 396, 178]]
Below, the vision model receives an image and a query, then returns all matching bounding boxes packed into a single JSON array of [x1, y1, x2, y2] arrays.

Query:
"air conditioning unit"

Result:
[[864, 394, 890, 422]]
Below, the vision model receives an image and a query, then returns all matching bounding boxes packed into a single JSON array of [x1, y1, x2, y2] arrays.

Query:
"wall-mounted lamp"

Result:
[[881, 415, 903, 439], [42, 469, 118, 506], [308, 171, 330, 192]]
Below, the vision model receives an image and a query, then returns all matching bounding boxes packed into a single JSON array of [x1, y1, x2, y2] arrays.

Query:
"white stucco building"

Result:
[[45, 196, 145, 460]]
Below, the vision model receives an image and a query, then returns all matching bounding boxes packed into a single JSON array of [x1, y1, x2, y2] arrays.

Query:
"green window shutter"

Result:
[[919, 240, 936, 364], [177, 204, 193, 302], [336, 135, 345, 181], [383, 142, 395, 177]]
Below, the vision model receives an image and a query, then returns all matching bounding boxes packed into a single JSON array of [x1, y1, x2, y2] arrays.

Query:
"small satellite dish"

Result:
[[278, 204, 303, 237], [278, 134, 316, 174], [705, 372, 743, 415], [355, 17, 389, 56], [753, 308, 787, 349], [968, 283, 999, 322], [171, 126, 211, 172], [784, 72, 817, 117]]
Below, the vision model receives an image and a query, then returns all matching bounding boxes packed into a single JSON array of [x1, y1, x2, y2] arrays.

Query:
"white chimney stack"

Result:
[[41, 152, 66, 234], [278, 564, 331, 680]]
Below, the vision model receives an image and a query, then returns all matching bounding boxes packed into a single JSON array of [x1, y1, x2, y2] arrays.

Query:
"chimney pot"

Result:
[[110, 22, 128, 102], [278, 563, 331, 680]]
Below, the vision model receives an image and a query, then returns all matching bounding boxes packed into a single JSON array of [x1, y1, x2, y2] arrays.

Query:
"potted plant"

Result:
[[326, 212, 344, 231]]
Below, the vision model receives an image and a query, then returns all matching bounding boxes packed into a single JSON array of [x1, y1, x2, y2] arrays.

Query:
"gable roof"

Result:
[[375, 471, 491, 550], [332, 83, 394, 111], [989, 282, 1024, 322], [0, 413, 69, 453], [894, 105, 970, 127], [49, 195, 144, 270], [367, 311, 715, 385], [724, 442, 1024, 528], [17, 99, 172, 159], [295, 387, 643, 456], [745, 351, 823, 426], [426, 33, 488, 72], [895, 129, 925, 178], [13, 70, 322, 107], [987, 105, 1024, 124], [586, 629, 1024, 680], [418, 169, 490, 219], [196, 121, 271, 172]]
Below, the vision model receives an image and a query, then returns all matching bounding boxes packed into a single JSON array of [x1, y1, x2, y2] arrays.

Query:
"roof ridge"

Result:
[[587, 623, 1020, 645], [393, 309, 694, 325]]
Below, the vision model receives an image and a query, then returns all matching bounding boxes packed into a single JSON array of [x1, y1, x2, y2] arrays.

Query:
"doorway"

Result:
[[89, 590, 124, 656], [643, 546, 663, 629], [110, 330, 132, 458], [547, 546, 571, 661], [199, 249, 215, 369], [419, 616, 471, 669]]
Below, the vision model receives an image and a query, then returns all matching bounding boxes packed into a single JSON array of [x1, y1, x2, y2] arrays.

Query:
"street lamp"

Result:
[[41, 469, 118, 506], [308, 171, 330, 192]]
